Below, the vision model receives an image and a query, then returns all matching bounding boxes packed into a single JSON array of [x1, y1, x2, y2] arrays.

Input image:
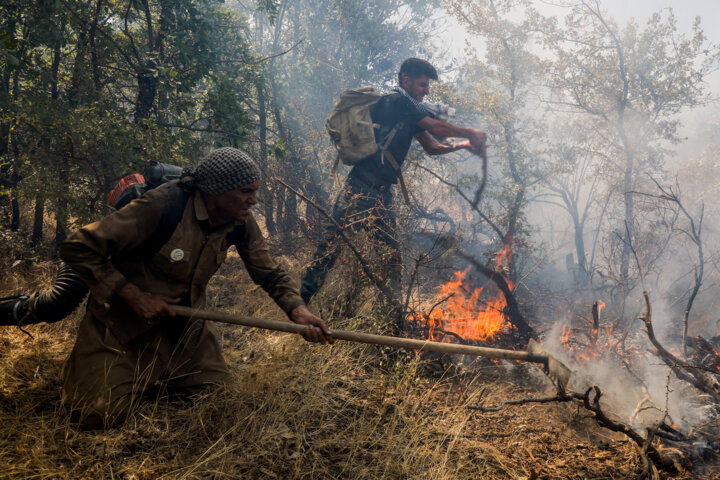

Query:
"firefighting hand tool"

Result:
[[171, 306, 572, 391]]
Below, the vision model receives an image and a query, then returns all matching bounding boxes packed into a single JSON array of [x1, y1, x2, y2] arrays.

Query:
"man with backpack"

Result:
[[59, 147, 332, 428], [300, 58, 487, 307]]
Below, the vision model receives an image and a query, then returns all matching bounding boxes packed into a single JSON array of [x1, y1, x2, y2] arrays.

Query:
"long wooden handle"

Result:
[[172, 305, 548, 364]]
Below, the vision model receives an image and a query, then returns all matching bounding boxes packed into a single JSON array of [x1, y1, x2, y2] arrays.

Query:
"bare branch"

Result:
[[277, 179, 401, 314]]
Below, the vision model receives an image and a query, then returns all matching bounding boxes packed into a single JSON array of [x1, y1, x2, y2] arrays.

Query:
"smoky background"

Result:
[[229, 0, 720, 435]]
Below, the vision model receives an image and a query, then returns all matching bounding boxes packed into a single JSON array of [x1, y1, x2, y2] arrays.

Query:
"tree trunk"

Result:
[[89, 0, 104, 92], [10, 188, 19, 232], [276, 185, 285, 226], [282, 183, 299, 233], [263, 189, 276, 234], [256, 78, 276, 234], [54, 201, 67, 251], [31, 196, 44, 247], [68, 27, 88, 106], [620, 147, 634, 283], [134, 61, 157, 123], [504, 128, 524, 284], [572, 217, 589, 285], [55, 159, 69, 250]]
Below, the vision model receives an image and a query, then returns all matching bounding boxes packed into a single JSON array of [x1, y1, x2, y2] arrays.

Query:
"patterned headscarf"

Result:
[[183, 147, 262, 194]]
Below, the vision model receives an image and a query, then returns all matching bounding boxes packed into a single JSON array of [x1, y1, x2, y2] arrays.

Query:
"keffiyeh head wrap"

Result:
[[182, 147, 262, 194]]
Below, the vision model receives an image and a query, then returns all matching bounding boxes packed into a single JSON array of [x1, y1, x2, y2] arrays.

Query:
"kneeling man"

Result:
[[60, 147, 332, 427]]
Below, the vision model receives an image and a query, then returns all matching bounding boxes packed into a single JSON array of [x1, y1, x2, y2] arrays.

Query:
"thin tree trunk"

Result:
[[54, 199, 67, 251], [276, 185, 285, 227], [134, 61, 157, 123], [68, 27, 88, 106], [573, 217, 589, 284], [620, 146, 634, 283], [256, 78, 276, 234], [283, 183, 299, 233], [504, 128, 524, 283], [89, 0, 104, 92], [10, 188, 19, 231], [55, 158, 69, 250], [31, 196, 44, 247], [134, 0, 157, 123]]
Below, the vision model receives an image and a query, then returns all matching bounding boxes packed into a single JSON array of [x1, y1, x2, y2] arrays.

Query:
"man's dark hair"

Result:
[[398, 58, 438, 85]]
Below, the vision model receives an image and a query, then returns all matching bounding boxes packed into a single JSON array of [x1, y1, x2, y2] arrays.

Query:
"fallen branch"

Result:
[[469, 386, 680, 476], [468, 392, 576, 411], [639, 291, 720, 403]]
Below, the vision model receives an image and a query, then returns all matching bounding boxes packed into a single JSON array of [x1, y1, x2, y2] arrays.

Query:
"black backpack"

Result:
[[1, 162, 214, 327], [107, 161, 184, 211]]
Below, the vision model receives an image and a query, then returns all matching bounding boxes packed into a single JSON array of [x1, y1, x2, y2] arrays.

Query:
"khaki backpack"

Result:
[[326, 86, 412, 204], [326, 86, 385, 165]]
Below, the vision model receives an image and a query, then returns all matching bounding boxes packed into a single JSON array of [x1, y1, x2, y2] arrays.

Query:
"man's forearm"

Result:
[[425, 140, 471, 156], [419, 116, 475, 139]]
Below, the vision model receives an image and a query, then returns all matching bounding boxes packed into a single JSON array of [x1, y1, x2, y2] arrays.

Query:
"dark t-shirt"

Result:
[[347, 92, 429, 187]]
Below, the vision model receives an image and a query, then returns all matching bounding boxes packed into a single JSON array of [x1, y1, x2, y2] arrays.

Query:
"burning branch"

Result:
[[416, 163, 506, 243], [455, 247, 535, 340], [640, 291, 720, 403], [590, 300, 601, 347]]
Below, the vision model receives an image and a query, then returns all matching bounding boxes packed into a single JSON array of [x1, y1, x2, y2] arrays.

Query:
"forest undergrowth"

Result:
[[0, 253, 699, 479]]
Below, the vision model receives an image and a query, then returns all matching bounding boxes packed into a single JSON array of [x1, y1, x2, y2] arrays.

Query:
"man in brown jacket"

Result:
[[60, 147, 332, 428]]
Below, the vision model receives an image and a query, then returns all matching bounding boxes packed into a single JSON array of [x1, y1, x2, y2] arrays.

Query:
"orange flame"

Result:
[[409, 242, 513, 343], [560, 300, 611, 363], [561, 325, 572, 344]]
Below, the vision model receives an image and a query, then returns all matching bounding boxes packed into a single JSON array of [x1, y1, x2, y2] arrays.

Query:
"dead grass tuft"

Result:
[[0, 256, 697, 479]]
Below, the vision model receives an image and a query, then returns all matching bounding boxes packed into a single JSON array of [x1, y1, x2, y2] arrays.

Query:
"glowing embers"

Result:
[[409, 243, 514, 343], [560, 300, 613, 362]]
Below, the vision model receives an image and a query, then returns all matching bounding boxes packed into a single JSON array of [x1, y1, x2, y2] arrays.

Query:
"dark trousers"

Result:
[[301, 176, 401, 303]]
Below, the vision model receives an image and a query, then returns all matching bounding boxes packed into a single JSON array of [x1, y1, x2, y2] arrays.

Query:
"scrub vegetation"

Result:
[[1, 255, 690, 479], [2, 0, 720, 477]]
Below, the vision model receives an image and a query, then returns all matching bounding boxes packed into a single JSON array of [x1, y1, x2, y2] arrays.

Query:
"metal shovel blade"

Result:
[[527, 339, 572, 391]]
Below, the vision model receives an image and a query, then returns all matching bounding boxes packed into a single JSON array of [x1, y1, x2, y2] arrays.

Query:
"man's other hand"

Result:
[[117, 282, 180, 320], [468, 129, 487, 157], [291, 305, 334, 344]]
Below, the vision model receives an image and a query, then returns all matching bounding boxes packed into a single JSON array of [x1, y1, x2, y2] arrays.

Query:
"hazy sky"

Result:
[[598, 0, 720, 38], [442, 0, 720, 52], [438, 0, 720, 156]]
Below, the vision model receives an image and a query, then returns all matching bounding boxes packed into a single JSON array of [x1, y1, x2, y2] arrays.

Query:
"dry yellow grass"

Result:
[[0, 256, 701, 479]]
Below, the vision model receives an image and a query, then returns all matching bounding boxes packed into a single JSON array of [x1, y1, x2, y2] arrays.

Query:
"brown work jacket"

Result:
[[60, 181, 304, 343]]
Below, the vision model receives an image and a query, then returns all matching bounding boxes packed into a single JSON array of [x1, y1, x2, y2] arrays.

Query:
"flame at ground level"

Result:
[[409, 267, 512, 343]]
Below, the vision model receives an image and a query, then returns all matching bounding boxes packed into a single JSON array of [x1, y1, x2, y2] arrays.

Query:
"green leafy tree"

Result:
[[544, 1, 720, 288], [0, 0, 261, 252], [445, 0, 549, 282]]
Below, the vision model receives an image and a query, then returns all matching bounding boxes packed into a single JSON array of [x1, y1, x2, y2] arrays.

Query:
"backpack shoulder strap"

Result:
[[380, 148, 412, 206], [225, 222, 247, 248], [136, 182, 190, 257]]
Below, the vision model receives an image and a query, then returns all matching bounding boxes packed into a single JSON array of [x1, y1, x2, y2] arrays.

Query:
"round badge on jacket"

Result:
[[170, 248, 185, 262]]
